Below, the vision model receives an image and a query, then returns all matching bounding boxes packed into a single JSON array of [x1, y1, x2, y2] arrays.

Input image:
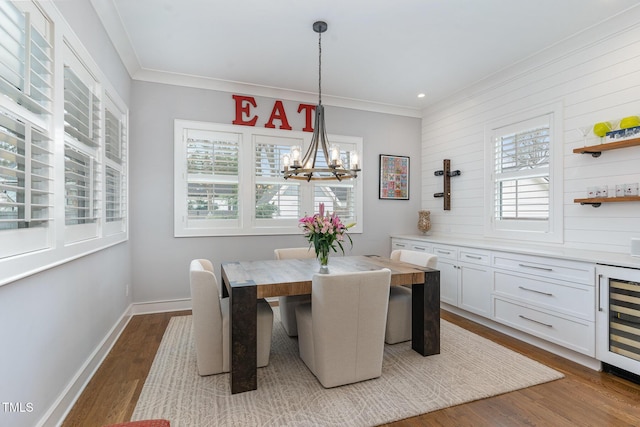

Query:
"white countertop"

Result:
[[391, 234, 640, 269]]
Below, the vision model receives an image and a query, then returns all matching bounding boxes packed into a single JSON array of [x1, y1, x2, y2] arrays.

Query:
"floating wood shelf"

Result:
[[573, 137, 640, 157], [574, 196, 640, 207]]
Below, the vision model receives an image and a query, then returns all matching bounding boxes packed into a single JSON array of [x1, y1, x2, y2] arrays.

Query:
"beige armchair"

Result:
[[295, 269, 391, 388], [189, 259, 273, 376], [274, 247, 316, 336], [385, 250, 438, 344]]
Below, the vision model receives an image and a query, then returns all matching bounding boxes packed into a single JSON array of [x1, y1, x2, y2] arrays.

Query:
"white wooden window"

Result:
[[485, 102, 563, 243], [175, 120, 363, 237], [0, 1, 53, 259], [63, 42, 101, 242], [0, 0, 53, 118], [254, 134, 302, 222], [184, 127, 240, 231], [0, 1, 129, 286], [104, 94, 126, 235]]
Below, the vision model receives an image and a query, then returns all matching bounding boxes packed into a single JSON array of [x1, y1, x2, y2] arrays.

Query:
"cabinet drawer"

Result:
[[410, 243, 432, 252], [493, 297, 595, 356], [459, 249, 490, 265], [391, 239, 412, 251], [493, 252, 594, 285], [433, 245, 457, 260], [494, 271, 594, 321]]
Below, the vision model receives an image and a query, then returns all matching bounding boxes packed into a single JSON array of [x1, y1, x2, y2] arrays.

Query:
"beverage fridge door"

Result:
[[596, 264, 640, 375]]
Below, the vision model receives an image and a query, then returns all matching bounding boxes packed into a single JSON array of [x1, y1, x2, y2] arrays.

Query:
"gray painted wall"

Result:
[[130, 81, 422, 302]]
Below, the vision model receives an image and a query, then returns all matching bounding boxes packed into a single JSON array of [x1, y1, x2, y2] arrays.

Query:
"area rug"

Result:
[[132, 311, 563, 426]]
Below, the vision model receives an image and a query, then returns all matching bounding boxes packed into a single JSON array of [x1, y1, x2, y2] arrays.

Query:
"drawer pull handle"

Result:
[[396, 244, 406, 248], [518, 263, 553, 272], [519, 315, 553, 328], [465, 255, 482, 260], [414, 246, 426, 251], [518, 286, 553, 297], [437, 250, 451, 255]]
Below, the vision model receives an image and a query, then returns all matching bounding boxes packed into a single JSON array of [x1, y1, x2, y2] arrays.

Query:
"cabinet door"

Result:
[[459, 263, 492, 317], [438, 259, 459, 306]]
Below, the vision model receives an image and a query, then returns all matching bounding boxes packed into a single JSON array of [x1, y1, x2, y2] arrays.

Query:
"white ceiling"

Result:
[[92, 0, 640, 114]]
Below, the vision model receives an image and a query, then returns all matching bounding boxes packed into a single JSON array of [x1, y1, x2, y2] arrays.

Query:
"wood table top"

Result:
[[221, 255, 434, 299]]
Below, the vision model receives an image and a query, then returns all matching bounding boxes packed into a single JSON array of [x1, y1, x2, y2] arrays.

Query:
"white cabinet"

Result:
[[491, 251, 595, 356], [433, 245, 458, 306], [431, 244, 492, 317], [459, 249, 492, 317], [390, 236, 598, 359]]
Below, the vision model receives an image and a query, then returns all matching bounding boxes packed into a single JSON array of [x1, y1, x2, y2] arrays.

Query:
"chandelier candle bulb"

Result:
[[282, 154, 290, 172], [291, 146, 301, 167], [330, 144, 340, 166], [350, 151, 359, 170]]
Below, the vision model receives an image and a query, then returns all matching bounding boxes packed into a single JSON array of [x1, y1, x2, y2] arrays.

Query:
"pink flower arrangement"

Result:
[[299, 203, 354, 266]]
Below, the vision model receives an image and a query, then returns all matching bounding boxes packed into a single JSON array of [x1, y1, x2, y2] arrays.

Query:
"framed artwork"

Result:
[[379, 154, 409, 200]]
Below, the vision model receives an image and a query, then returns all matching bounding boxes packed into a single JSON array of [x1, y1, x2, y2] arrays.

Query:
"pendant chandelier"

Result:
[[282, 21, 361, 181]]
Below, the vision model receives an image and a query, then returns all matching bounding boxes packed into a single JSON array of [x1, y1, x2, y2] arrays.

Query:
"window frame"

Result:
[[484, 101, 563, 243], [0, 1, 129, 286], [174, 120, 363, 237]]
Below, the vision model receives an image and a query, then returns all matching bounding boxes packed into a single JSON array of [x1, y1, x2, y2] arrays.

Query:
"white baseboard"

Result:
[[39, 298, 192, 427], [129, 298, 192, 315], [38, 307, 133, 427], [442, 304, 602, 371]]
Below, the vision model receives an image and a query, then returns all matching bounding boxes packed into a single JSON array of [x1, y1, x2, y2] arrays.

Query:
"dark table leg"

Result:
[[411, 269, 440, 356], [226, 277, 258, 394]]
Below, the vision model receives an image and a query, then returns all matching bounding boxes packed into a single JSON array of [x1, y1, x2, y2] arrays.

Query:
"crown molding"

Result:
[[133, 68, 422, 118]]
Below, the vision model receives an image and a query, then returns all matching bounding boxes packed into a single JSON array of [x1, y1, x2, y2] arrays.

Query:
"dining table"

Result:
[[220, 254, 440, 394]]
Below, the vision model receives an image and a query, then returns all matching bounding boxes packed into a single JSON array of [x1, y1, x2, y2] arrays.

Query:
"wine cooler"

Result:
[[597, 264, 640, 378]]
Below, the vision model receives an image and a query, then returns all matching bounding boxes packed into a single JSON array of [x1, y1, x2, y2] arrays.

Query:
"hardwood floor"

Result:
[[62, 309, 640, 427]]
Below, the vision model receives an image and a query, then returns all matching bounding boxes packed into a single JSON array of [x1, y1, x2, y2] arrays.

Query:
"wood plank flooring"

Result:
[[62, 309, 640, 427]]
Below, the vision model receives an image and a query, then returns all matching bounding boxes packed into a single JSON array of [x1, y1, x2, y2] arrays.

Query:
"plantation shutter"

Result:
[[104, 98, 126, 226], [254, 135, 301, 220], [64, 145, 97, 225], [186, 129, 239, 220], [0, 3, 53, 258], [0, 110, 52, 230], [0, 0, 53, 117], [63, 45, 101, 229], [494, 118, 550, 222], [63, 65, 100, 147]]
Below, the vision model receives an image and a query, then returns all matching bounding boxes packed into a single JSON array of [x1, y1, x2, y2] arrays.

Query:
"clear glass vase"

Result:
[[318, 248, 330, 273]]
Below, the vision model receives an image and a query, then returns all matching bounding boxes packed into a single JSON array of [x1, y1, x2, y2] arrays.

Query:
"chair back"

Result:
[[311, 268, 391, 387], [274, 247, 316, 260], [390, 249, 438, 269], [189, 259, 224, 374]]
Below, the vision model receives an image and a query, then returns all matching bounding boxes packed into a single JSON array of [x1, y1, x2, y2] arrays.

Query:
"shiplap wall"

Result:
[[421, 7, 640, 254]]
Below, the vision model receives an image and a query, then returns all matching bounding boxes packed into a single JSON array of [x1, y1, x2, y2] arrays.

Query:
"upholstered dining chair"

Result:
[[385, 250, 438, 344], [274, 247, 316, 336], [295, 269, 391, 388], [189, 259, 273, 376]]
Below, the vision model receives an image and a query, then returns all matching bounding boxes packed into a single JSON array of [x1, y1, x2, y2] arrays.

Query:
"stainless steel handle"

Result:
[[519, 315, 553, 328], [465, 255, 482, 260], [396, 244, 406, 248], [437, 250, 451, 255], [414, 246, 427, 251], [518, 286, 553, 297], [597, 273, 603, 312], [518, 263, 553, 272]]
